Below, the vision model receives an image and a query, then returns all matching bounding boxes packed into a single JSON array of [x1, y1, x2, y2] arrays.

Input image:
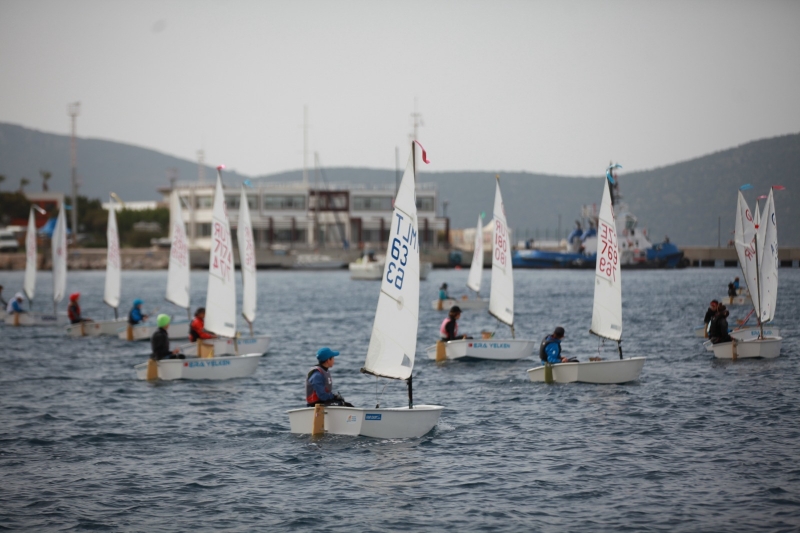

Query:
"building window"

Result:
[[196, 196, 213, 209], [416, 197, 435, 212], [197, 223, 212, 237], [352, 196, 393, 211], [362, 229, 382, 242], [226, 195, 258, 210], [263, 195, 306, 210]]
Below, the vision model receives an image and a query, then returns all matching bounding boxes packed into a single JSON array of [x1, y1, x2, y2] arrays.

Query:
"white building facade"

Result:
[[160, 181, 449, 251]]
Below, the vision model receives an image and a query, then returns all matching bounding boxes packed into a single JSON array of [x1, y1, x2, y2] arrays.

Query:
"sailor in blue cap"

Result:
[[128, 298, 149, 325], [305, 347, 352, 407]]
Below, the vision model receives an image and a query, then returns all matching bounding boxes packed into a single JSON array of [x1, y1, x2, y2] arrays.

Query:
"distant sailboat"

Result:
[[119, 190, 191, 341], [182, 184, 271, 356], [66, 198, 127, 336], [135, 168, 262, 380], [288, 142, 443, 438], [425, 176, 535, 361], [431, 214, 489, 310], [712, 187, 783, 359], [527, 166, 646, 383], [6, 206, 69, 326]]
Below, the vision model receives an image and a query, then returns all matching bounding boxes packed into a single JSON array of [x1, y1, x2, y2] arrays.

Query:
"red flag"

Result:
[[414, 141, 430, 164]]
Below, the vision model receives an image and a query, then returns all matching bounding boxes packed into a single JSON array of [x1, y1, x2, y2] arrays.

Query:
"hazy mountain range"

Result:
[[1, 122, 798, 246]]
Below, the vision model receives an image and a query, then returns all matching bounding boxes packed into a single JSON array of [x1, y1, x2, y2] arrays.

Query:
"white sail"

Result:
[[237, 186, 257, 324], [24, 208, 37, 301], [204, 172, 237, 338], [590, 176, 622, 341], [466, 215, 483, 294], [103, 203, 121, 309], [166, 190, 190, 309], [757, 189, 778, 323], [734, 191, 760, 317], [363, 148, 420, 381], [489, 178, 513, 327], [51, 206, 67, 305]]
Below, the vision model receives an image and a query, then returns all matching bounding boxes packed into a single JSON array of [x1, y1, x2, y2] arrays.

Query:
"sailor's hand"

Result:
[[172, 348, 181, 354], [333, 393, 344, 402]]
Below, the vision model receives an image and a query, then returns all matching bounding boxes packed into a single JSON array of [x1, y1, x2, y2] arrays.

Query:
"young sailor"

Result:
[[150, 314, 184, 360], [67, 293, 91, 324], [709, 305, 732, 345], [128, 299, 148, 325], [189, 307, 217, 342], [703, 300, 719, 338], [440, 305, 470, 341], [539, 327, 576, 364], [305, 347, 351, 407], [7, 292, 25, 314]]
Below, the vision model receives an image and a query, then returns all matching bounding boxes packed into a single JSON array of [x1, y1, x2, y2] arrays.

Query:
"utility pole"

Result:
[[68, 102, 80, 239], [197, 150, 206, 183], [303, 105, 309, 188]]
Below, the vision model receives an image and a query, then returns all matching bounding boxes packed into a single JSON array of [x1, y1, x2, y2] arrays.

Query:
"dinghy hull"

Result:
[[720, 295, 750, 306], [134, 353, 261, 380], [712, 337, 782, 359], [119, 321, 190, 341], [65, 318, 128, 337], [527, 357, 646, 384], [180, 335, 271, 356], [287, 405, 443, 438], [4, 313, 69, 327], [430, 298, 489, 311], [424, 338, 535, 361], [730, 326, 780, 341]]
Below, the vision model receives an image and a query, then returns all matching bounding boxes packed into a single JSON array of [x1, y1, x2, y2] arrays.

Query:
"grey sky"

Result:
[[1, 0, 798, 178]]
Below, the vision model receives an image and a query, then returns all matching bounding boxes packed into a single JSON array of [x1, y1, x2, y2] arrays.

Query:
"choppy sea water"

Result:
[[1, 267, 799, 532]]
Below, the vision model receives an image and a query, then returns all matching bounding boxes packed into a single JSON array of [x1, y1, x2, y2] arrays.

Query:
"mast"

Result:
[[753, 230, 764, 340]]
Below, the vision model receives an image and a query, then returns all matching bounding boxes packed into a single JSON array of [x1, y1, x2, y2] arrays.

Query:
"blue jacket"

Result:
[[129, 306, 145, 325], [11, 300, 24, 313], [308, 368, 336, 402], [438, 289, 448, 300], [544, 336, 562, 364]]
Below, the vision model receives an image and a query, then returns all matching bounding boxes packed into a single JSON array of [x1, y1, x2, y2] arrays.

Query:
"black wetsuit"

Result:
[[151, 327, 174, 360]]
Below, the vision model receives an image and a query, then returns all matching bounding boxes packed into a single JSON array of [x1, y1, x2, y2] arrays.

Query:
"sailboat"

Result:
[[119, 190, 191, 341], [424, 176, 536, 361], [6, 206, 69, 326], [135, 168, 262, 380], [527, 167, 646, 383], [66, 198, 127, 336], [288, 142, 443, 438], [181, 185, 271, 356], [430, 215, 489, 311], [712, 187, 782, 359]]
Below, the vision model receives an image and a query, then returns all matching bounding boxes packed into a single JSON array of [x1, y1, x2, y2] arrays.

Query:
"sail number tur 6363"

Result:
[[386, 213, 418, 290]]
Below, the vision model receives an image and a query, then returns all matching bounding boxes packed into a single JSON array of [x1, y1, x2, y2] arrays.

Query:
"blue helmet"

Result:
[[133, 299, 144, 307]]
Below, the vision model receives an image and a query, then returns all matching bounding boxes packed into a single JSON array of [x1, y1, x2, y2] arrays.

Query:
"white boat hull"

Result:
[[65, 318, 128, 337], [349, 261, 385, 280], [287, 405, 443, 438], [424, 338, 535, 361], [4, 312, 69, 327], [693, 325, 708, 338], [134, 353, 261, 380], [180, 335, 271, 356], [430, 298, 489, 311], [730, 326, 780, 341], [118, 321, 190, 342], [712, 337, 782, 359], [527, 357, 646, 384], [720, 295, 750, 306]]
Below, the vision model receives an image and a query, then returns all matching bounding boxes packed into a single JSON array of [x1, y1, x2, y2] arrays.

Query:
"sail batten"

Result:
[[489, 178, 514, 327], [466, 215, 483, 294], [362, 146, 421, 381], [165, 190, 190, 309], [590, 176, 622, 341], [24, 208, 37, 301], [103, 204, 121, 309], [204, 172, 237, 338], [237, 186, 257, 324]]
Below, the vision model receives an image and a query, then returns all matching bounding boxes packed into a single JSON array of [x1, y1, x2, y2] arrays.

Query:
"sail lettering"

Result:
[[244, 226, 255, 269], [494, 220, 507, 266], [210, 221, 233, 282], [394, 213, 404, 234], [597, 221, 618, 281]]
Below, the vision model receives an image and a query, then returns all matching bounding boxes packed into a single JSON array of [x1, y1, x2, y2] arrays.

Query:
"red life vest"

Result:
[[305, 365, 332, 405], [68, 303, 81, 322], [440, 317, 458, 339], [189, 317, 214, 341]]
